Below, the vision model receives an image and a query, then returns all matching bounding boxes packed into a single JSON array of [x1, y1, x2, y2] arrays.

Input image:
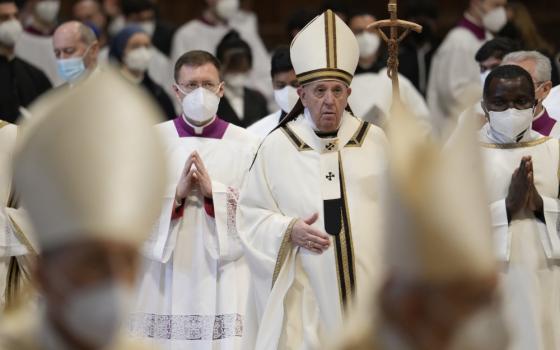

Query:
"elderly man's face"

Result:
[[507, 59, 552, 105], [298, 80, 351, 132], [53, 24, 98, 69]]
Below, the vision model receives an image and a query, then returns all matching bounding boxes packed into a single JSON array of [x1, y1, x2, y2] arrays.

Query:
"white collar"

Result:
[[182, 114, 216, 135]]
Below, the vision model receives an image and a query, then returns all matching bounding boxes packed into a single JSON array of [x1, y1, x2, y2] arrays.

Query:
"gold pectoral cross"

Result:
[[367, 0, 423, 104]]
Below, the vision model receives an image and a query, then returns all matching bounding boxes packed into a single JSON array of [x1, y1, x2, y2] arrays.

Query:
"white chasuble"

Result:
[[129, 116, 258, 349], [238, 112, 388, 349], [480, 129, 560, 350]]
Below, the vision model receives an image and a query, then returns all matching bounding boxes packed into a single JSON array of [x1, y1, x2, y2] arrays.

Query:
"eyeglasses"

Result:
[[176, 81, 222, 94]]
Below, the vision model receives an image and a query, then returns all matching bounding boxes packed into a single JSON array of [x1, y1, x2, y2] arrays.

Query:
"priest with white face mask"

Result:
[[129, 50, 259, 349], [247, 46, 299, 140], [109, 26, 176, 119], [237, 10, 388, 349], [480, 65, 560, 350], [427, 0, 508, 140]]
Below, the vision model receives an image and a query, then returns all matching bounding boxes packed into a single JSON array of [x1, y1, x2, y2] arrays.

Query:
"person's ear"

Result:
[[297, 86, 306, 107], [481, 100, 490, 120], [172, 84, 183, 103], [540, 81, 553, 99], [217, 81, 225, 98]]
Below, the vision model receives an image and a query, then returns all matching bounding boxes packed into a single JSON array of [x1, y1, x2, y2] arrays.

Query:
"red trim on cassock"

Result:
[[204, 197, 215, 218]]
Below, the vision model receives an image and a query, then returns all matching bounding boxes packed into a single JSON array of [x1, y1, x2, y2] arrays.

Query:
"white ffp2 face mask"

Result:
[[35, 0, 60, 24], [215, 0, 239, 20], [482, 6, 507, 33], [488, 107, 534, 143], [274, 86, 299, 113], [61, 282, 133, 349], [180, 86, 221, 123], [356, 31, 381, 58], [0, 19, 23, 47], [124, 47, 152, 72]]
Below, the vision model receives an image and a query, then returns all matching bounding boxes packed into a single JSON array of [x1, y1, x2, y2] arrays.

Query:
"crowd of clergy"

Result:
[[0, 0, 560, 349]]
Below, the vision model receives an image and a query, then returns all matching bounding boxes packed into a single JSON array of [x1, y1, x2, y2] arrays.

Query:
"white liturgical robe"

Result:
[[129, 115, 258, 349], [238, 111, 388, 349], [349, 69, 431, 131], [15, 31, 62, 87], [480, 125, 560, 350], [543, 85, 560, 121], [427, 15, 490, 139]]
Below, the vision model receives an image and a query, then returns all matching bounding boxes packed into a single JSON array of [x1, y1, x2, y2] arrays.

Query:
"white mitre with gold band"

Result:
[[290, 9, 359, 86], [13, 69, 167, 251]]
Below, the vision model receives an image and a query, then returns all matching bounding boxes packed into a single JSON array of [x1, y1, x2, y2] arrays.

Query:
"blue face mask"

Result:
[[57, 56, 86, 82]]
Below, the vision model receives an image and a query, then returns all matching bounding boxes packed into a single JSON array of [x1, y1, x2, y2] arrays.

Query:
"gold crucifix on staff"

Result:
[[367, 0, 423, 104]]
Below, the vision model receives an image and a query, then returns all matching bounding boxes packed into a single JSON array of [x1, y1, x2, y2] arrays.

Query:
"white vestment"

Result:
[[247, 110, 282, 141], [238, 111, 387, 349], [543, 85, 560, 121], [480, 125, 560, 350], [349, 69, 431, 132], [15, 32, 62, 86], [170, 13, 271, 100], [0, 122, 36, 311], [129, 116, 258, 349], [427, 17, 489, 139]]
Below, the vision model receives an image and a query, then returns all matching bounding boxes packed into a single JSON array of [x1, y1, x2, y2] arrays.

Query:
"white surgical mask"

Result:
[[488, 107, 534, 143], [480, 70, 491, 87], [0, 19, 23, 47], [35, 0, 60, 24], [138, 20, 156, 37], [448, 304, 509, 350], [225, 73, 247, 92], [356, 31, 381, 58], [124, 47, 152, 72], [61, 282, 132, 349], [215, 0, 239, 20], [274, 86, 299, 113], [180, 86, 221, 123], [482, 6, 507, 33]]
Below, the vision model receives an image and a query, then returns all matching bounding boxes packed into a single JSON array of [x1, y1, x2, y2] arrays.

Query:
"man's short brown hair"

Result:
[[174, 50, 222, 82]]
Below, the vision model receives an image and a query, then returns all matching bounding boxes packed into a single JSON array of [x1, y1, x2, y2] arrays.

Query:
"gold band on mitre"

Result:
[[297, 68, 353, 86]]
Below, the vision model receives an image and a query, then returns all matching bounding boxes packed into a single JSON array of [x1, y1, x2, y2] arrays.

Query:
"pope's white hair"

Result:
[[502, 50, 552, 83]]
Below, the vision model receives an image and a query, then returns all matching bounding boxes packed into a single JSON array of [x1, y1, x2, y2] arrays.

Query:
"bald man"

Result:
[[53, 21, 100, 85]]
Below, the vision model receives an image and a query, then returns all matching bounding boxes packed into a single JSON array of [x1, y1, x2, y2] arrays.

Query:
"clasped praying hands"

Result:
[[175, 151, 213, 208], [506, 156, 544, 218]]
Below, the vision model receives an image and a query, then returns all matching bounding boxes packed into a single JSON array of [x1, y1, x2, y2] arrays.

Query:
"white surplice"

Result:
[[238, 111, 388, 349], [427, 15, 489, 139], [543, 86, 560, 121], [349, 69, 432, 131], [129, 116, 258, 349], [479, 125, 560, 350], [15, 32, 62, 87], [247, 110, 282, 141]]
